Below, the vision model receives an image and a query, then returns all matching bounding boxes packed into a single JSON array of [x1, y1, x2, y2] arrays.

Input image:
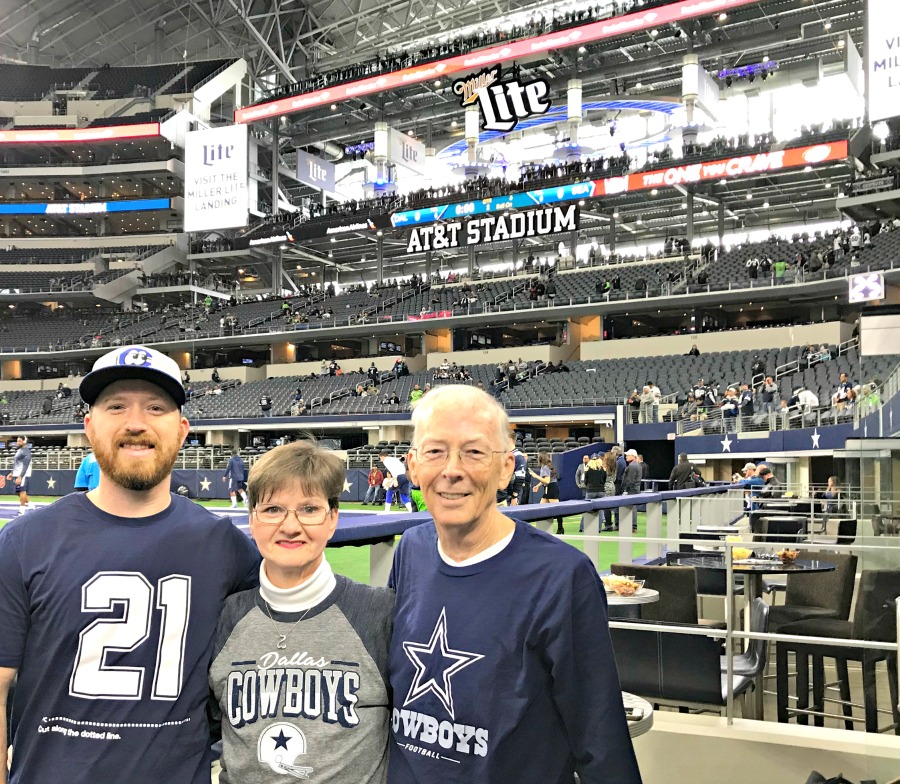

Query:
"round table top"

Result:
[[623, 692, 654, 738], [606, 587, 660, 605], [670, 554, 835, 575]]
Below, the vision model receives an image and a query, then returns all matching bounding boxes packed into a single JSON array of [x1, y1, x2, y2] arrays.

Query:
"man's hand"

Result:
[[14, 478, 20, 487]]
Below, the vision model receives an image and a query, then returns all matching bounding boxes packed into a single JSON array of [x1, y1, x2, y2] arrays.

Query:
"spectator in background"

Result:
[[621, 449, 642, 532], [409, 384, 424, 403], [73, 450, 100, 492], [211, 368, 221, 384], [761, 376, 778, 414], [687, 344, 700, 356], [750, 355, 765, 381], [648, 380, 661, 422], [638, 385, 655, 423], [668, 453, 695, 490], [601, 451, 618, 531], [832, 372, 854, 410], [638, 454, 650, 485], [222, 448, 248, 508], [579, 453, 607, 532], [574, 454, 590, 499], [529, 451, 564, 534], [363, 465, 384, 505], [509, 444, 529, 505], [738, 382, 755, 422], [773, 258, 789, 284], [797, 387, 820, 412], [259, 394, 273, 418], [720, 387, 739, 432]]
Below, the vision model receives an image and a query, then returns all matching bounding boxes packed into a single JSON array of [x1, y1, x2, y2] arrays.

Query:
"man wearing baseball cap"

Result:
[[0, 345, 260, 784]]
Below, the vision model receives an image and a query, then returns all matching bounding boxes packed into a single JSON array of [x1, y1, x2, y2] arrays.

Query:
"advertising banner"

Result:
[[0, 198, 170, 215], [295, 150, 337, 193], [388, 127, 428, 175], [235, 0, 760, 123], [0, 123, 160, 145], [184, 125, 249, 233], [391, 140, 848, 228], [867, 0, 900, 122]]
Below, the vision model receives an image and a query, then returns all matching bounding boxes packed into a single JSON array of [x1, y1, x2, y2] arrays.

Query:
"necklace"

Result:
[[262, 601, 313, 649]]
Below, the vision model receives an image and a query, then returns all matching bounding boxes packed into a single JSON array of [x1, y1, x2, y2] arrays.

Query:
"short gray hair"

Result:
[[410, 385, 510, 448]]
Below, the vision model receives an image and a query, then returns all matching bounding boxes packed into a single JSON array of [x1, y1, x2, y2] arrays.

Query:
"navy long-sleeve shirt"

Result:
[[387, 520, 642, 784]]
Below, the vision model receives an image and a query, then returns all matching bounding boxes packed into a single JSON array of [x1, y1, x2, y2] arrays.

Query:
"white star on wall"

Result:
[[342, 478, 353, 494], [720, 434, 733, 452], [46, 477, 56, 489], [811, 429, 821, 449], [200, 477, 211, 491]]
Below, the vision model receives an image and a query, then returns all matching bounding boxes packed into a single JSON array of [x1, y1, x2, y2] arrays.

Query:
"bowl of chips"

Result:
[[602, 575, 644, 596], [731, 547, 753, 561]]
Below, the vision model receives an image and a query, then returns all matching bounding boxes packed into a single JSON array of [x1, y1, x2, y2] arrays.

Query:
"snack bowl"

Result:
[[778, 549, 800, 564], [731, 547, 753, 561]]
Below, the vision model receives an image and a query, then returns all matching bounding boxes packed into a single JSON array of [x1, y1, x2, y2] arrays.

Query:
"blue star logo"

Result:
[[402, 608, 484, 719], [272, 729, 291, 750]]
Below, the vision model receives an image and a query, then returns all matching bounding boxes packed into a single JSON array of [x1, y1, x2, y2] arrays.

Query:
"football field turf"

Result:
[[0, 497, 651, 583]]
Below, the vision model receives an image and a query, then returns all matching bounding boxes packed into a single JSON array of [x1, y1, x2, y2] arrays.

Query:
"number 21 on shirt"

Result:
[[69, 571, 191, 701]]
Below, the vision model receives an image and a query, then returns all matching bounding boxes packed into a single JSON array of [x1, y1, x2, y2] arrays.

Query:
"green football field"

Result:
[[0, 497, 651, 583]]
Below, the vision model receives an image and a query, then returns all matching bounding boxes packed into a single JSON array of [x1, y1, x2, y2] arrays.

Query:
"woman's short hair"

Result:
[[247, 440, 345, 510]]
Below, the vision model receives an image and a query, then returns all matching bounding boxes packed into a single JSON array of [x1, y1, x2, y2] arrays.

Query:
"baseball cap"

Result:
[[80, 346, 186, 407], [625, 449, 638, 457], [590, 452, 600, 459], [742, 462, 757, 472], [758, 466, 772, 477]]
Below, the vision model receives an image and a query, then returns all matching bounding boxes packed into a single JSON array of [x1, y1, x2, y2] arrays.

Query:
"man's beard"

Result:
[[93, 434, 182, 492]]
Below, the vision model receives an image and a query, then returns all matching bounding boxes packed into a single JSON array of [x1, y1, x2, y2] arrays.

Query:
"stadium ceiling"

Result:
[[0, 0, 610, 75], [0, 0, 863, 88]]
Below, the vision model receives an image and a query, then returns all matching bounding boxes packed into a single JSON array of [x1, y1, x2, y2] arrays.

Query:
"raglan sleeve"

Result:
[[543, 559, 643, 784], [0, 526, 28, 669]]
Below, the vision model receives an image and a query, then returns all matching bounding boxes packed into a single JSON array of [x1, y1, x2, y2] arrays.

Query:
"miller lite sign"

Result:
[[295, 150, 336, 193], [453, 65, 551, 133], [184, 124, 248, 232]]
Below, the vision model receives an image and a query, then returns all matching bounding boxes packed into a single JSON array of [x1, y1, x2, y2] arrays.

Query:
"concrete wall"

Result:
[[581, 321, 853, 361], [636, 713, 900, 784], [425, 344, 569, 369]]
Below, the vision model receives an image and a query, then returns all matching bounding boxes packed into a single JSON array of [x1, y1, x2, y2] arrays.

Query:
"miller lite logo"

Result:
[[452, 65, 551, 133], [201, 142, 234, 166]]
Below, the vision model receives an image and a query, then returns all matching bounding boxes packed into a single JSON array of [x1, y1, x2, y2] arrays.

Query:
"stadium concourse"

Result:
[[0, 0, 900, 780]]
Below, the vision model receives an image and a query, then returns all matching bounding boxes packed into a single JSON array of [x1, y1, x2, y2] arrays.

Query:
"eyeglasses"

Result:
[[253, 504, 333, 526], [413, 447, 509, 468]]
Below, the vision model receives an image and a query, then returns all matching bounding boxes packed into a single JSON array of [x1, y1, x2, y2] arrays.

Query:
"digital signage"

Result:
[[391, 141, 848, 228], [235, 0, 760, 123], [0, 123, 161, 145], [0, 198, 171, 215]]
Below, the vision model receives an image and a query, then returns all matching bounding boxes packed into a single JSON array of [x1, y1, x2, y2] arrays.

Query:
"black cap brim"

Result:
[[79, 366, 186, 407]]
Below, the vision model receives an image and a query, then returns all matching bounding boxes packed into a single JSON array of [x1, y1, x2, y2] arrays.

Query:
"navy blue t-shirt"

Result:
[[387, 520, 642, 784], [0, 492, 260, 784]]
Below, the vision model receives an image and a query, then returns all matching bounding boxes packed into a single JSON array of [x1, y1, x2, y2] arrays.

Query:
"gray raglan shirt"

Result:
[[209, 575, 394, 784]]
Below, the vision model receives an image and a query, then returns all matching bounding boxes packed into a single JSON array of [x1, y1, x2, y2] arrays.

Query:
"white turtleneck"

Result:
[[258, 558, 337, 612]]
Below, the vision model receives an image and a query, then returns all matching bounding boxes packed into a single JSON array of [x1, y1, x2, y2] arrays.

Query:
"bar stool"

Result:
[[776, 569, 900, 733]]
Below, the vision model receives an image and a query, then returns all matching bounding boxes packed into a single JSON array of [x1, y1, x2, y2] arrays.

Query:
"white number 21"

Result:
[[69, 572, 191, 701]]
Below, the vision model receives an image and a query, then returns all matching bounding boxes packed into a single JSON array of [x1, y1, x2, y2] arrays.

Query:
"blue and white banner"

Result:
[[0, 198, 170, 215]]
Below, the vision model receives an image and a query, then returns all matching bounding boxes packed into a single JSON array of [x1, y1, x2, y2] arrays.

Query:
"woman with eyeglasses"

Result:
[[209, 441, 394, 784]]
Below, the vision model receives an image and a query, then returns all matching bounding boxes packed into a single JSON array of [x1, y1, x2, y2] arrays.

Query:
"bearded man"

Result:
[[0, 345, 259, 784]]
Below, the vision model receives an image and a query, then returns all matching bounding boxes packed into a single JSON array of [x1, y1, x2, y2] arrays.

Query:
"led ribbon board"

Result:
[[235, 0, 761, 123], [0, 198, 171, 215], [391, 141, 848, 228], [0, 123, 161, 144]]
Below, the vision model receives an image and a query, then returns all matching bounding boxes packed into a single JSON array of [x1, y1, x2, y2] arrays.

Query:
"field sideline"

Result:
[[0, 497, 651, 583]]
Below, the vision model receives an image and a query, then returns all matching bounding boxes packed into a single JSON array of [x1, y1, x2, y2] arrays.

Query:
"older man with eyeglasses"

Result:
[[387, 385, 642, 784]]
